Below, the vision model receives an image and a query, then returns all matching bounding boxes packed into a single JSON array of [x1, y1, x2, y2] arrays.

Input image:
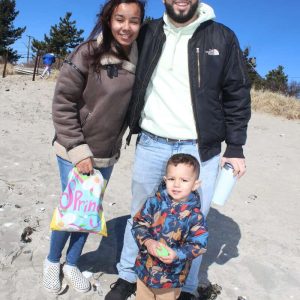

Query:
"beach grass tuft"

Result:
[[251, 89, 300, 120]]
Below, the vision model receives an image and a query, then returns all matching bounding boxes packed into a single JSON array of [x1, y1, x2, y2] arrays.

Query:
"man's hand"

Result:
[[221, 157, 246, 178], [76, 157, 94, 175]]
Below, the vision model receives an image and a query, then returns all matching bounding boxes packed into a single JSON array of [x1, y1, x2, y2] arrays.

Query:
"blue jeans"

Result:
[[47, 156, 113, 266], [117, 131, 219, 294]]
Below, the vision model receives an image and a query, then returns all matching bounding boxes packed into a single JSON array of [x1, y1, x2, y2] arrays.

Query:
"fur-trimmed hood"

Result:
[[96, 34, 138, 74]]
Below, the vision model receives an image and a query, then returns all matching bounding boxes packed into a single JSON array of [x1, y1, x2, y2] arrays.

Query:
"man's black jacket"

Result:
[[127, 19, 251, 162]]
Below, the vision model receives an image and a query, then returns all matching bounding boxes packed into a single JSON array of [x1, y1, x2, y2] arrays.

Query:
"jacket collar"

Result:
[[159, 187, 201, 211], [96, 34, 137, 74]]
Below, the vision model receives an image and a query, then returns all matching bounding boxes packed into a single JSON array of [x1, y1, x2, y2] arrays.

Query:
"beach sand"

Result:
[[0, 75, 299, 299]]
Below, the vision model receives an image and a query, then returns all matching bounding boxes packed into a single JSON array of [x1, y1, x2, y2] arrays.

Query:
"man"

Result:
[[40, 53, 55, 79], [105, 1, 251, 299]]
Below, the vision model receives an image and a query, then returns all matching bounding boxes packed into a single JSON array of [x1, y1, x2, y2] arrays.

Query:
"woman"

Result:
[[43, 0, 145, 294]]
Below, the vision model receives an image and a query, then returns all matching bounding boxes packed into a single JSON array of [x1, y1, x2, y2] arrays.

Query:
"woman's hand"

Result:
[[76, 157, 94, 175]]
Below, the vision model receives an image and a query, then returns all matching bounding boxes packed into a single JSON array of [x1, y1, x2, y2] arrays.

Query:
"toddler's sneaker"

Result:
[[43, 259, 61, 293], [105, 278, 136, 300], [62, 264, 91, 293]]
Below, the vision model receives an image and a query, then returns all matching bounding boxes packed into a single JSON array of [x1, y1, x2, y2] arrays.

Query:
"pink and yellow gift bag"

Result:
[[50, 167, 107, 236]]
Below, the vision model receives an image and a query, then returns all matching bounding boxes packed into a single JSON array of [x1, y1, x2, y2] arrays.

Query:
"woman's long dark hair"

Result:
[[87, 0, 145, 73]]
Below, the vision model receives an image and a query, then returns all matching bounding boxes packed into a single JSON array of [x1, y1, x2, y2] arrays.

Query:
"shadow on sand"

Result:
[[79, 208, 241, 283], [78, 215, 130, 274], [199, 207, 241, 284]]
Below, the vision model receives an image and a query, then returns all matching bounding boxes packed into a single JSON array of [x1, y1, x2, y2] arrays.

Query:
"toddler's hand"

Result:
[[144, 239, 161, 257], [158, 245, 177, 264]]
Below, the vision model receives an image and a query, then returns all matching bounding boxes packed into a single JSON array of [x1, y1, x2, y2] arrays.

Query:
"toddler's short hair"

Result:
[[166, 153, 200, 178]]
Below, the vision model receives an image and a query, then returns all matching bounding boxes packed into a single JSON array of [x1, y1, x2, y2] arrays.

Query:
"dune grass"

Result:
[[0, 63, 15, 75], [251, 89, 300, 120]]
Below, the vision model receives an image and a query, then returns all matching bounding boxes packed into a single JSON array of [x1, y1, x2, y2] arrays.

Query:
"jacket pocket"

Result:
[[79, 106, 92, 128], [81, 112, 92, 128], [196, 48, 201, 88]]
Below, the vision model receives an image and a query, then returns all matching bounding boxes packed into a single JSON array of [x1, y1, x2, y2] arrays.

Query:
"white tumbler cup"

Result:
[[212, 163, 237, 206]]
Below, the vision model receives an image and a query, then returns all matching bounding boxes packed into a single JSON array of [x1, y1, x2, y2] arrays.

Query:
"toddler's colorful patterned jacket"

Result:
[[132, 188, 208, 288]]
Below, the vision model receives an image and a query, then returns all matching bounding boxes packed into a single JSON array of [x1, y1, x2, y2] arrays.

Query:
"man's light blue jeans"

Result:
[[117, 131, 219, 294], [47, 156, 113, 266]]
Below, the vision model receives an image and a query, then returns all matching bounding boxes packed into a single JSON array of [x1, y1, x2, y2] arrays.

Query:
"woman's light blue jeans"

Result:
[[47, 156, 113, 266], [117, 131, 219, 294]]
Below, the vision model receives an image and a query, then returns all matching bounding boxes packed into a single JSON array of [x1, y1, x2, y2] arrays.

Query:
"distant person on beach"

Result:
[[106, 1, 251, 299], [40, 53, 55, 78], [132, 154, 208, 300], [42, 0, 145, 295]]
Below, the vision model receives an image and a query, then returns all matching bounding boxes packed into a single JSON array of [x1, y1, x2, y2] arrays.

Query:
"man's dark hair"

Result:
[[166, 153, 200, 178]]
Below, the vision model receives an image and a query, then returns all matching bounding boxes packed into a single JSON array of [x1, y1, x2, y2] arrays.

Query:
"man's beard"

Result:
[[165, 1, 199, 24]]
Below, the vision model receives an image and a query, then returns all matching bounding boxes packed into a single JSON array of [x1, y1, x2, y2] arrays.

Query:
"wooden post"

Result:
[[32, 51, 39, 81], [36, 55, 41, 75], [2, 51, 8, 78]]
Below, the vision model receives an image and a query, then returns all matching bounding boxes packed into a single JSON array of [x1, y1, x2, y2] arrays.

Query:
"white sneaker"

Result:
[[62, 264, 91, 293], [43, 259, 61, 293]]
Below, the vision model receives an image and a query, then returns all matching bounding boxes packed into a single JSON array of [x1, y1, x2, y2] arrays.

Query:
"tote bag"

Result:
[[50, 167, 107, 236]]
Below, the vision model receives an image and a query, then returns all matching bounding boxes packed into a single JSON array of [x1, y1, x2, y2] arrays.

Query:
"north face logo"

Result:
[[205, 49, 219, 56]]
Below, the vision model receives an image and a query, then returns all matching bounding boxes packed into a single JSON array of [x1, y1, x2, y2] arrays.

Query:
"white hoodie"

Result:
[[140, 2, 215, 139]]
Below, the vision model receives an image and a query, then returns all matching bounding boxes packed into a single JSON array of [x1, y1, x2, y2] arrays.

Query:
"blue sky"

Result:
[[13, 0, 300, 82]]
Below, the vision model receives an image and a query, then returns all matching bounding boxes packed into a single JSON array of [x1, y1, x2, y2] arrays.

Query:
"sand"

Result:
[[0, 75, 299, 300]]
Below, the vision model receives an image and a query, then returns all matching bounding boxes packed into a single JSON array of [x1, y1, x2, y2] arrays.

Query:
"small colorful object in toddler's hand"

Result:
[[156, 245, 169, 257]]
